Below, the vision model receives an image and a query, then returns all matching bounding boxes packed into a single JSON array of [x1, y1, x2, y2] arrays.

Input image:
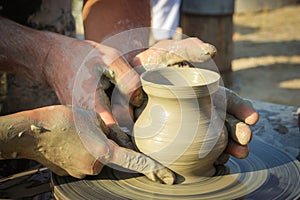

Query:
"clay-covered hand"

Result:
[[130, 38, 259, 162], [0, 17, 141, 140], [213, 87, 259, 164], [32, 34, 176, 182], [20, 105, 174, 184], [43, 37, 144, 148], [131, 37, 217, 69], [0, 18, 174, 183]]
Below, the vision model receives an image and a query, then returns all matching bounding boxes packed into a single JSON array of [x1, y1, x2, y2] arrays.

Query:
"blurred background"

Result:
[[73, 0, 300, 107], [230, 0, 300, 107]]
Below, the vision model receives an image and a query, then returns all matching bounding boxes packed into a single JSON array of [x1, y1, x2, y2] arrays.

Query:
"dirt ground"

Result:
[[230, 5, 300, 107]]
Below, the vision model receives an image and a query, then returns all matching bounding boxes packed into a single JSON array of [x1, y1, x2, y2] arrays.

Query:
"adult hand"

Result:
[[40, 37, 176, 183], [0, 18, 174, 183], [6, 105, 174, 184], [0, 17, 141, 149], [42, 37, 144, 148], [131, 37, 217, 69], [130, 38, 259, 162], [213, 87, 259, 164]]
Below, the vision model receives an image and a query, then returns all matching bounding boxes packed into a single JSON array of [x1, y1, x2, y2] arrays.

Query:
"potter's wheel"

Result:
[[52, 138, 300, 199]]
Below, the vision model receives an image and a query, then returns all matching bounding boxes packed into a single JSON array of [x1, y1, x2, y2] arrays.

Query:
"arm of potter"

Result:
[[82, 0, 151, 104], [0, 105, 175, 184], [0, 111, 37, 161], [82, 0, 152, 137], [0, 16, 175, 183], [0, 16, 140, 147], [0, 16, 54, 83]]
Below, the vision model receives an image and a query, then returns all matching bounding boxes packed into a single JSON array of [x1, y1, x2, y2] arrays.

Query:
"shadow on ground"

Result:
[[234, 40, 300, 59], [228, 63, 300, 106]]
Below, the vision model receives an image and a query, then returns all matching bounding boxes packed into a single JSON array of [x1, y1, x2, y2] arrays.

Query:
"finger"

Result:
[[108, 124, 134, 149], [110, 69, 144, 107], [134, 95, 148, 120], [94, 85, 117, 126], [225, 114, 252, 145], [216, 87, 259, 125], [177, 38, 217, 62], [112, 104, 134, 129], [104, 140, 175, 185], [130, 88, 145, 107], [226, 89, 259, 125], [97, 111, 134, 151], [116, 69, 144, 107], [225, 140, 250, 159], [93, 44, 143, 107], [105, 54, 144, 107], [131, 38, 217, 68], [146, 168, 176, 185], [96, 113, 110, 136], [156, 168, 176, 185], [214, 153, 230, 165]]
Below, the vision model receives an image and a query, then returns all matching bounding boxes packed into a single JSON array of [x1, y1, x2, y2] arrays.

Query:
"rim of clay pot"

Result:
[[140, 67, 220, 98]]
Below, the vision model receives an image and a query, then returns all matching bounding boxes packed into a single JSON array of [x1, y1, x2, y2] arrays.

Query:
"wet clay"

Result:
[[133, 68, 228, 184], [0, 106, 110, 178], [52, 71, 300, 198], [52, 138, 300, 200]]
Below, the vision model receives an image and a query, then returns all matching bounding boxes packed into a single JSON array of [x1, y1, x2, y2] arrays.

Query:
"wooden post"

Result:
[[181, 0, 234, 74]]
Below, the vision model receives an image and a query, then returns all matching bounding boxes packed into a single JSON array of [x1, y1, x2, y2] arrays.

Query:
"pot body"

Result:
[[133, 68, 228, 184]]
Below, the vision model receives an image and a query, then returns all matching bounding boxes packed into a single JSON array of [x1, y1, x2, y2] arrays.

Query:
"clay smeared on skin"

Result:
[[213, 86, 258, 159], [106, 139, 175, 185], [224, 87, 259, 125], [0, 116, 39, 160], [132, 38, 217, 70], [0, 106, 107, 178]]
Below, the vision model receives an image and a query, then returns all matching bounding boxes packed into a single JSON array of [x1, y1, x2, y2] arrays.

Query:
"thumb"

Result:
[[103, 140, 175, 185]]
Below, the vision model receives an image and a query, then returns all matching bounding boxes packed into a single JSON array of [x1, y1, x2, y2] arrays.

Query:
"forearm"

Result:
[[0, 16, 78, 85], [0, 111, 38, 160], [0, 16, 49, 82]]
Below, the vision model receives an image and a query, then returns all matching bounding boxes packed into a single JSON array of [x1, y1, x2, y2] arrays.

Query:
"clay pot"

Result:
[[133, 67, 228, 184]]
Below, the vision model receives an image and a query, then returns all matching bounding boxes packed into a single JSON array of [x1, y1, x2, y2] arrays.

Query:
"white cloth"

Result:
[[151, 0, 181, 40]]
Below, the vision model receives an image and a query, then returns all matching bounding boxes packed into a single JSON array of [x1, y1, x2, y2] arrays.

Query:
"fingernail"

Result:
[[245, 112, 259, 125], [163, 176, 175, 185], [236, 123, 252, 145]]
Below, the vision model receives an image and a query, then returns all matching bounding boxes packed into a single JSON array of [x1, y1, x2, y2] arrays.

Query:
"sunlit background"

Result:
[[72, 0, 300, 106]]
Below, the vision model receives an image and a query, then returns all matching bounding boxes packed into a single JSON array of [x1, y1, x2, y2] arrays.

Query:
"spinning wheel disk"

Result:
[[52, 139, 300, 200]]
